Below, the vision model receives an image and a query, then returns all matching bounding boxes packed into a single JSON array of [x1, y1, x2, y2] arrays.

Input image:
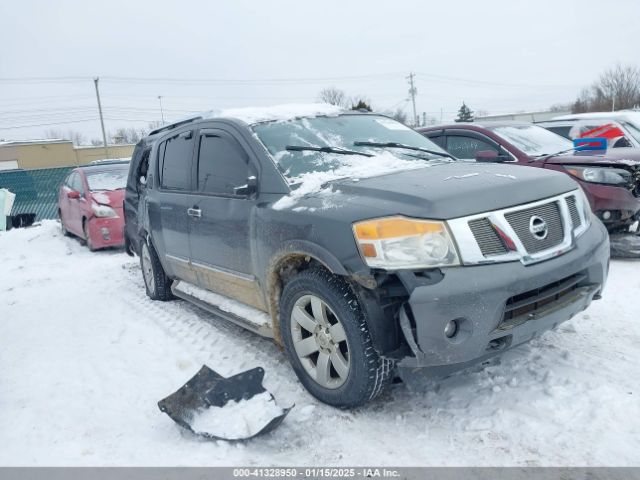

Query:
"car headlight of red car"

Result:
[[91, 203, 119, 218]]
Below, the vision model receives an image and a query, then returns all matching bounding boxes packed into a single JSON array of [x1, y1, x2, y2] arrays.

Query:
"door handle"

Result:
[[187, 207, 202, 218]]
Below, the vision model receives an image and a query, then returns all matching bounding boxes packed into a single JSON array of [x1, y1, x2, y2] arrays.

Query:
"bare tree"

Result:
[[381, 107, 408, 124], [111, 127, 142, 144], [318, 87, 347, 107], [572, 64, 640, 113], [43, 129, 86, 146]]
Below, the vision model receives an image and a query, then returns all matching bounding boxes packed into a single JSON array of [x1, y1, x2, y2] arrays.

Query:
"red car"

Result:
[[419, 122, 640, 233], [58, 161, 128, 250]]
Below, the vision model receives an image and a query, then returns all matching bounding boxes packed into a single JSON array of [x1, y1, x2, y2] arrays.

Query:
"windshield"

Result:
[[490, 124, 573, 157], [85, 166, 128, 191], [622, 121, 640, 144], [252, 114, 451, 179]]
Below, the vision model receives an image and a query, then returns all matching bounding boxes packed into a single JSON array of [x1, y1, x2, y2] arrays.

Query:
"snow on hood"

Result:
[[272, 151, 438, 210], [217, 103, 342, 125]]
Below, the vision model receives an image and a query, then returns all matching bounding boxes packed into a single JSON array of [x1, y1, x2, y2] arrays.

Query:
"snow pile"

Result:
[[218, 103, 342, 125], [272, 151, 433, 210], [190, 392, 283, 439]]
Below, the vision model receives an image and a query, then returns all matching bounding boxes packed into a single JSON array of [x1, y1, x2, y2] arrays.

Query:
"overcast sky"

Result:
[[1, 0, 638, 142]]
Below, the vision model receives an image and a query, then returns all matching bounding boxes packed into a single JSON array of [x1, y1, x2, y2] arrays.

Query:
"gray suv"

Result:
[[124, 107, 609, 408]]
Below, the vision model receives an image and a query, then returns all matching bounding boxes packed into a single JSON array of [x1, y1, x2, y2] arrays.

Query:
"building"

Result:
[[0, 139, 135, 170], [474, 110, 571, 123]]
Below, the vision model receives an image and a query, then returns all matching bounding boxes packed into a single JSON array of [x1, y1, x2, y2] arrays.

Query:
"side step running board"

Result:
[[171, 282, 273, 338]]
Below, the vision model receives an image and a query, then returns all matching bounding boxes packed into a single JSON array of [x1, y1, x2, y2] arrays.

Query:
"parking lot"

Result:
[[1, 221, 638, 466]]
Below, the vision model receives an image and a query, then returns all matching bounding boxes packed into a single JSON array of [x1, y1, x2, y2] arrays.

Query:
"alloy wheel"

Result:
[[290, 294, 350, 389]]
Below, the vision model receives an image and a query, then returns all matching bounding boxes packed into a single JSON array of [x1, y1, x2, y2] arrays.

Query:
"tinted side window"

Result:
[[428, 135, 447, 149], [197, 134, 249, 195], [446, 135, 498, 160], [160, 132, 194, 190]]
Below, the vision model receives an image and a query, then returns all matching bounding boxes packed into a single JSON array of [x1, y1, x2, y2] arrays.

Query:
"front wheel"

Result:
[[140, 237, 174, 301], [280, 268, 393, 408]]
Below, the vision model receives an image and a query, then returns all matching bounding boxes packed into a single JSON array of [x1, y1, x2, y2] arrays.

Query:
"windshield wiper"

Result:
[[530, 147, 580, 163], [286, 145, 373, 157], [353, 141, 456, 160]]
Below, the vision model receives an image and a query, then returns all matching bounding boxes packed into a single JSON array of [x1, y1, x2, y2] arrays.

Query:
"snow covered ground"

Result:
[[1, 221, 639, 466]]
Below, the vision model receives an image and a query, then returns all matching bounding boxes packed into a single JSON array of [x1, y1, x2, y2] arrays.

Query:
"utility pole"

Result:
[[158, 95, 165, 124], [93, 77, 109, 159], [407, 72, 418, 127]]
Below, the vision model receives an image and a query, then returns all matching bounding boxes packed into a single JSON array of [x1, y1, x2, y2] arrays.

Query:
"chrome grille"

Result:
[[566, 195, 581, 228], [468, 218, 507, 256], [504, 201, 564, 254]]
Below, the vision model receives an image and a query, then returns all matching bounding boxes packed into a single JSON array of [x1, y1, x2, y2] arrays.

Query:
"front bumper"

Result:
[[87, 215, 125, 249], [580, 181, 640, 229], [397, 219, 609, 373]]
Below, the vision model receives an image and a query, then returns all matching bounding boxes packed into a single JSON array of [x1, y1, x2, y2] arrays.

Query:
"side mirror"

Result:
[[475, 150, 500, 162], [67, 190, 81, 199], [233, 175, 258, 196]]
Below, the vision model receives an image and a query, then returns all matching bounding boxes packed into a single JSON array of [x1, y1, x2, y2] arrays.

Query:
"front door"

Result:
[[187, 127, 263, 309]]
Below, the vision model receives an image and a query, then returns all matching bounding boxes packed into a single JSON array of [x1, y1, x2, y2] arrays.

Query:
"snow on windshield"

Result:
[[85, 169, 128, 191], [272, 151, 434, 210], [491, 125, 573, 156], [253, 114, 449, 210]]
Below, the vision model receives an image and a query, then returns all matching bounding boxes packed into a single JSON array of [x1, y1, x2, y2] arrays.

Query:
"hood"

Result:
[[544, 148, 640, 167], [90, 189, 125, 209], [329, 162, 577, 219]]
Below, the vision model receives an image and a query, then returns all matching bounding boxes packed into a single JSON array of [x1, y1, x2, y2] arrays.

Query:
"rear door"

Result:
[[154, 129, 198, 284], [187, 126, 264, 309]]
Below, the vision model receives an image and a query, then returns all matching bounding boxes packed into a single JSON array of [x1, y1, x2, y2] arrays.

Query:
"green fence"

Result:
[[0, 166, 75, 221]]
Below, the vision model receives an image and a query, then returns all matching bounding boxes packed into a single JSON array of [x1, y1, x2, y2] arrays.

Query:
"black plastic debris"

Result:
[[158, 366, 292, 441]]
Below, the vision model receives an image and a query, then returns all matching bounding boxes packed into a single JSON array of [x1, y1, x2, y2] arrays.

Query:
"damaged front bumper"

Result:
[[396, 219, 610, 375]]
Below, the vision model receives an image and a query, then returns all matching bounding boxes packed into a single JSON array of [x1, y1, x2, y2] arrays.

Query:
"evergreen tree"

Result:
[[351, 99, 373, 112], [455, 102, 474, 122]]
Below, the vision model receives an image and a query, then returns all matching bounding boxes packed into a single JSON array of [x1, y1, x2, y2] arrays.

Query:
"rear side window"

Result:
[[197, 133, 249, 195], [160, 132, 194, 190], [545, 126, 572, 139], [446, 135, 498, 160]]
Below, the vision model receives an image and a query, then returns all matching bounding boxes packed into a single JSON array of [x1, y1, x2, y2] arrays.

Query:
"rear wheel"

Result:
[[140, 237, 174, 301], [280, 268, 393, 408]]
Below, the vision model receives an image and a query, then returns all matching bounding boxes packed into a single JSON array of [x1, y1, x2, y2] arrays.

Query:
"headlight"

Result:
[[353, 216, 460, 269], [575, 188, 592, 230], [91, 203, 118, 218], [564, 166, 631, 186]]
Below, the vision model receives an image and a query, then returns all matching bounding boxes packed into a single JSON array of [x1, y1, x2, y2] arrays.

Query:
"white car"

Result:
[[537, 111, 640, 149]]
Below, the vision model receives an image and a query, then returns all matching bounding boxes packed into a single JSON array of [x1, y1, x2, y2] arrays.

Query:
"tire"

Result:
[[59, 210, 71, 237], [83, 220, 96, 251], [280, 268, 393, 408], [140, 237, 174, 301]]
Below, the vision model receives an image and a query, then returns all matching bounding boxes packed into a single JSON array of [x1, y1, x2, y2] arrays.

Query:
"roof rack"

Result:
[[148, 115, 203, 137]]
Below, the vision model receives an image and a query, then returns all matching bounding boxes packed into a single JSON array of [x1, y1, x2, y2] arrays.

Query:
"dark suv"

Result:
[[125, 106, 609, 408]]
